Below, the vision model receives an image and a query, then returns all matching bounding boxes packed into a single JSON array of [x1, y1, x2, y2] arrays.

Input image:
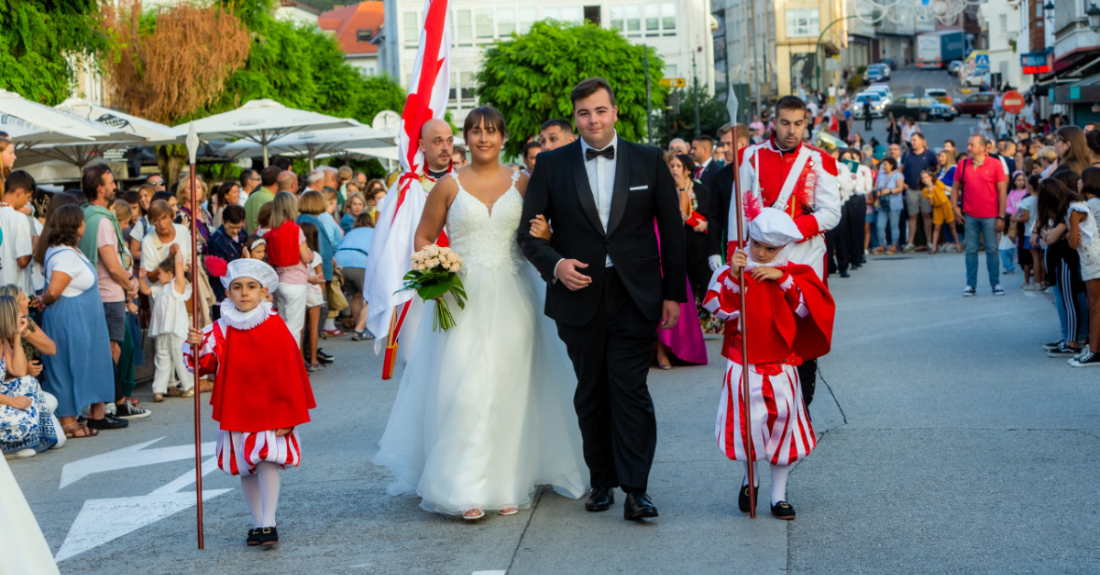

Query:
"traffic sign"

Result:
[[914, 86, 926, 98], [660, 77, 686, 88], [1002, 90, 1025, 114], [973, 54, 990, 70]]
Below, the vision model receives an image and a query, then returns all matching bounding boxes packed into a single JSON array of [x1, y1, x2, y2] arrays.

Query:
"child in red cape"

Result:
[[185, 259, 315, 548], [702, 207, 834, 521]]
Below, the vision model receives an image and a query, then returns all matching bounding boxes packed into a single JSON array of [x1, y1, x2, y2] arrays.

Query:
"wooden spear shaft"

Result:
[[189, 165, 205, 549], [731, 136, 756, 519]]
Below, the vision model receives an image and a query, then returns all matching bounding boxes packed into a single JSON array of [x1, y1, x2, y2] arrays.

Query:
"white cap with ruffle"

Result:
[[221, 259, 279, 293], [747, 207, 804, 248]]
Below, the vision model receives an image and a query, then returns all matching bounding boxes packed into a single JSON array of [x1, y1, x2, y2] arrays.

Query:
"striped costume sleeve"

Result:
[[183, 322, 221, 378]]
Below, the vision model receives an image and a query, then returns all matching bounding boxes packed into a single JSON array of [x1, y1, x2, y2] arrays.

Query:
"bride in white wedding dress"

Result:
[[373, 107, 588, 519]]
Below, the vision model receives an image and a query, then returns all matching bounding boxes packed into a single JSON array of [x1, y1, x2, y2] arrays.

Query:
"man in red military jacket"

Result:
[[725, 95, 841, 414]]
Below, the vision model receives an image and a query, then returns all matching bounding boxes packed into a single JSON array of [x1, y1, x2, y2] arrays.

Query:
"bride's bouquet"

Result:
[[397, 245, 467, 331]]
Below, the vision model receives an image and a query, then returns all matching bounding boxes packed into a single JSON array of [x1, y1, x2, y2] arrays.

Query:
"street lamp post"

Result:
[[644, 44, 653, 145], [692, 50, 701, 137], [814, 13, 885, 96]]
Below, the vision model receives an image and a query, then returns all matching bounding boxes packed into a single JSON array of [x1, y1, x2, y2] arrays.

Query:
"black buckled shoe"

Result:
[[623, 492, 659, 521], [738, 484, 759, 514], [258, 526, 279, 547], [585, 487, 614, 512], [246, 528, 262, 546], [770, 501, 796, 520]]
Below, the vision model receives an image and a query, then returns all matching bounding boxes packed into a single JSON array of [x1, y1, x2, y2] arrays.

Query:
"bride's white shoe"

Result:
[[499, 507, 519, 516], [463, 508, 485, 520]]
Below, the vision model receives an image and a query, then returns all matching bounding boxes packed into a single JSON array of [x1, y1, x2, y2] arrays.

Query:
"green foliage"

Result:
[[847, 73, 863, 94], [197, 13, 406, 126], [0, 0, 106, 104], [476, 20, 666, 158], [659, 88, 731, 147]]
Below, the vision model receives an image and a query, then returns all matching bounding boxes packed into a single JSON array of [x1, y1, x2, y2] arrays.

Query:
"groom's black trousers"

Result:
[[556, 268, 658, 493]]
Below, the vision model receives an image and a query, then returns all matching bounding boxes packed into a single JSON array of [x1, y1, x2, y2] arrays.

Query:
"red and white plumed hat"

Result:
[[748, 207, 803, 248]]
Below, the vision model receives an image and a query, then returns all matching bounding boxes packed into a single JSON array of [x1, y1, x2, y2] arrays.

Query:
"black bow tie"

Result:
[[586, 146, 615, 161]]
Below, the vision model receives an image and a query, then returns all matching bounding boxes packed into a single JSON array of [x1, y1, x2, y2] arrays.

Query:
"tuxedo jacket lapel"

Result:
[[606, 140, 630, 237], [571, 141, 605, 236]]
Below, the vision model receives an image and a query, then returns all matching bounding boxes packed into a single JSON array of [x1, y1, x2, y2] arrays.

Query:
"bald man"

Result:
[[277, 170, 298, 194], [420, 118, 454, 176]]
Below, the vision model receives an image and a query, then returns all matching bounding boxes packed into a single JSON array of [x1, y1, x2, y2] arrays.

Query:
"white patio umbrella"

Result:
[[218, 124, 395, 169], [56, 97, 184, 143], [0, 114, 95, 146], [183, 99, 358, 167], [14, 113, 145, 170], [0, 89, 111, 147]]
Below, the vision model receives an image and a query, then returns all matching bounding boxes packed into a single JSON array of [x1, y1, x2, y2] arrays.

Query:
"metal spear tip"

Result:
[[186, 121, 199, 165], [726, 83, 739, 123]]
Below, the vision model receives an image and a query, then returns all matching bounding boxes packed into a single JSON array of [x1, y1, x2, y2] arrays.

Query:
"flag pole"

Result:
[[185, 123, 205, 549], [726, 89, 756, 518], [382, 304, 400, 380]]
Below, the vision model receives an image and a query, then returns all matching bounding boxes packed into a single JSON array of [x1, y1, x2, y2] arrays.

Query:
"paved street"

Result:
[[12, 70, 1099, 574], [855, 67, 984, 151]]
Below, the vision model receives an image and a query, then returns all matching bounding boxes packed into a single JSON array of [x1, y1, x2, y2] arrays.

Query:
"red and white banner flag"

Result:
[[364, 0, 452, 365]]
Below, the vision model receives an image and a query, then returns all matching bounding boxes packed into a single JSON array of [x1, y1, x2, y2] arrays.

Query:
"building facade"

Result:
[[379, 0, 716, 122], [979, 0, 1025, 91], [320, 2, 385, 76]]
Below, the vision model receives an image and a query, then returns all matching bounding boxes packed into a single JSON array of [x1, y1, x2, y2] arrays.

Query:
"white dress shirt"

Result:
[[579, 133, 618, 268], [554, 134, 619, 280]]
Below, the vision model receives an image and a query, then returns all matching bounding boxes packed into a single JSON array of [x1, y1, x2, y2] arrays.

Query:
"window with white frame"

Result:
[[403, 11, 419, 46], [999, 14, 1007, 33], [519, 7, 537, 33], [626, 5, 641, 35], [666, 63, 678, 78], [661, 3, 676, 35], [786, 8, 819, 38], [456, 9, 473, 44], [610, 6, 625, 31], [460, 71, 475, 101], [645, 4, 659, 34], [498, 7, 516, 37], [476, 8, 494, 39], [563, 6, 583, 25]]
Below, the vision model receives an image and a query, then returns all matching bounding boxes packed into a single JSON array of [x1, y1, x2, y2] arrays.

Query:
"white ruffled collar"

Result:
[[220, 300, 274, 331]]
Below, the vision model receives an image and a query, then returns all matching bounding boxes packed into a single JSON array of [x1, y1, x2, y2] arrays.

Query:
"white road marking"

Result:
[[55, 441, 230, 562], [59, 437, 215, 489], [472, 572, 507, 575]]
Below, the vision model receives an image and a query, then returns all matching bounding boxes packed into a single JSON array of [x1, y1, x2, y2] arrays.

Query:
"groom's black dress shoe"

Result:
[[585, 487, 614, 512], [738, 484, 759, 514], [623, 492, 658, 520]]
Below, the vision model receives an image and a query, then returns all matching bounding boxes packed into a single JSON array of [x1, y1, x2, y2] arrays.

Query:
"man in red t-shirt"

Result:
[[952, 135, 1009, 296]]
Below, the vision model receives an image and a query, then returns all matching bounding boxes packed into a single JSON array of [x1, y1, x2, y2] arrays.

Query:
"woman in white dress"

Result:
[[373, 108, 588, 520]]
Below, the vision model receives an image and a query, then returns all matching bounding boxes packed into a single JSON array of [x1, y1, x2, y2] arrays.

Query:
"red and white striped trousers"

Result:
[[716, 360, 815, 466], [216, 429, 302, 476]]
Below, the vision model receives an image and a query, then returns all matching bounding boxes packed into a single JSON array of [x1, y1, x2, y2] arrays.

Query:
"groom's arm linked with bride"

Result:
[[516, 77, 687, 521]]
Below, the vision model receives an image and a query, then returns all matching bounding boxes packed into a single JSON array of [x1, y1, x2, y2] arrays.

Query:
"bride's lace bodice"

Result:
[[447, 171, 524, 273]]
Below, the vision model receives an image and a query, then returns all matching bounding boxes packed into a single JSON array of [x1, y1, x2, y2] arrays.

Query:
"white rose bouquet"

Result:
[[397, 244, 467, 331]]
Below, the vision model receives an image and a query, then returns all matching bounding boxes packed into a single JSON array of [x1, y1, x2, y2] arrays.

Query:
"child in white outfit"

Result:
[[139, 249, 192, 401]]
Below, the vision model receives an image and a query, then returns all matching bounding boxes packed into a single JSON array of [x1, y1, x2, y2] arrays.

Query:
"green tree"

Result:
[[0, 0, 106, 105], [659, 88, 731, 148], [476, 20, 665, 159], [203, 12, 406, 125]]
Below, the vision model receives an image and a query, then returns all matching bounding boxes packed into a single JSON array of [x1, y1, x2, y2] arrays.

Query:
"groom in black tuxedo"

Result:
[[518, 78, 686, 520]]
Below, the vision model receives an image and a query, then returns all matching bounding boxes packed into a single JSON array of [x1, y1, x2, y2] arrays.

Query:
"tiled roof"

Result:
[[319, 2, 383, 56]]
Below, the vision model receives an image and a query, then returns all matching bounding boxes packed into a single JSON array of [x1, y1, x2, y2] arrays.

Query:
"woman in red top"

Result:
[[264, 192, 311, 348]]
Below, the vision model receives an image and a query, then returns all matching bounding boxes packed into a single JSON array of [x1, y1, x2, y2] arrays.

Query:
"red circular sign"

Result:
[[1002, 90, 1025, 114]]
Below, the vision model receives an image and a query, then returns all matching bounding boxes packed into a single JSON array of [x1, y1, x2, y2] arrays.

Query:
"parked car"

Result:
[[947, 60, 964, 74], [865, 84, 894, 100], [867, 63, 891, 80], [954, 92, 995, 117], [884, 95, 958, 122], [962, 71, 990, 87], [865, 66, 886, 84], [853, 93, 889, 118], [925, 88, 952, 105]]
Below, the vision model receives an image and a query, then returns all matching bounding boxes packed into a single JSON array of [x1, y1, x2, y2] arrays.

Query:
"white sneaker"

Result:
[[5, 449, 36, 459], [963, 286, 976, 297]]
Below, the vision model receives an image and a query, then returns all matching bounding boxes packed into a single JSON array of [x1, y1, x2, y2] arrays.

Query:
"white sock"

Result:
[[240, 475, 263, 528], [257, 462, 281, 528], [770, 464, 790, 506], [324, 318, 336, 331], [742, 462, 759, 488]]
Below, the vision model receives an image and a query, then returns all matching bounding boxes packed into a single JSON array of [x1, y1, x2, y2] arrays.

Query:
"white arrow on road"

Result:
[[55, 456, 230, 562], [59, 436, 215, 489]]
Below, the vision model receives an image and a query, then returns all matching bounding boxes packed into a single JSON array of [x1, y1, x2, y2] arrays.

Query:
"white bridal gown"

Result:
[[374, 171, 589, 515]]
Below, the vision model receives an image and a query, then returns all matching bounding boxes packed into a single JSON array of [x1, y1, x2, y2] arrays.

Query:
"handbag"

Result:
[[326, 273, 349, 313]]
